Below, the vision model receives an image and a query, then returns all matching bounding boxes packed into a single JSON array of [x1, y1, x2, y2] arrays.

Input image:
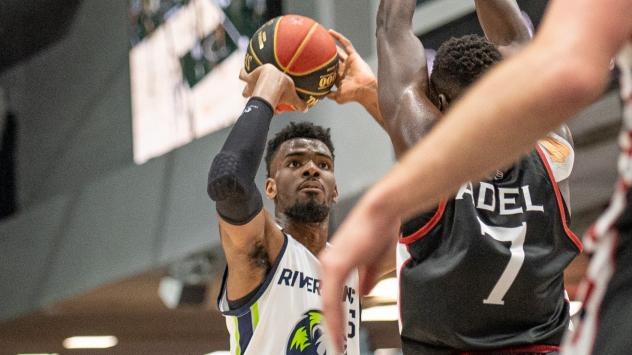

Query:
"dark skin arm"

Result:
[[376, 0, 440, 159], [475, 0, 532, 56], [375, 0, 533, 160]]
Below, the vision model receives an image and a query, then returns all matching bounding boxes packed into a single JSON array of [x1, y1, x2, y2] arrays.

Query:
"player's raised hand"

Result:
[[239, 64, 307, 113], [327, 30, 377, 105], [319, 194, 400, 352]]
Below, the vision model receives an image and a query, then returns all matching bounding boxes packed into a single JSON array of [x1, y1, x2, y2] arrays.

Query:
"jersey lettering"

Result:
[[343, 285, 356, 304], [277, 268, 356, 304], [277, 268, 321, 295], [456, 182, 544, 215]]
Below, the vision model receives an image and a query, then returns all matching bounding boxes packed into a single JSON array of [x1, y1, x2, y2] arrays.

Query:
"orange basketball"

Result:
[[245, 15, 339, 110]]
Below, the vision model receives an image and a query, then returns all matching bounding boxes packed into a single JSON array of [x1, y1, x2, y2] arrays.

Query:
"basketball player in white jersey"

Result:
[[207, 64, 358, 355], [207, 40, 393, 352], [319, 0, 632, 354]]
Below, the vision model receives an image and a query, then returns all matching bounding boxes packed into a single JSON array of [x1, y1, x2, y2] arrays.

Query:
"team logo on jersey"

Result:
[[286, 310, 326, 354]]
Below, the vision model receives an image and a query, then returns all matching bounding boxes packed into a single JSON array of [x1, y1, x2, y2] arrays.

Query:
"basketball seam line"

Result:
[[295, 87, 329, 96], [282, 22, 319, 74], [285, 52, 338, 76]]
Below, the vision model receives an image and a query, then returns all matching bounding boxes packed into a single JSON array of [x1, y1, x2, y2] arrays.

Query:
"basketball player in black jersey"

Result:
[[321, 0, 632, 354], [321, 1, 580, 354]]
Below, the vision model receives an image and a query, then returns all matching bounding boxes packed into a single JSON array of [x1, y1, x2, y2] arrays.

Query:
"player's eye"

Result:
[[287, 160, 301, 168], [318, 161, 331, 170]]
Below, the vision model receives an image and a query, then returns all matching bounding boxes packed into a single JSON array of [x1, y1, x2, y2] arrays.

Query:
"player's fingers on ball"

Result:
[[294, 98, 308, 112], [242, 82, 253, 97], [327, 92, 344, 105], [255, 63, 277, 81], [329, 29, 354, 54], [334, 60, 346, 82], [239, 67, 250, 82], [336, 45, 348, 62]]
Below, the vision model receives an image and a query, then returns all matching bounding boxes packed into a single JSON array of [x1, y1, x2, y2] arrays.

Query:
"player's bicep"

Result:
[[219, 209, 285, 297], [377, 33, 428, 99], [375, 0, 428, 82], [475, 0, 532, 51], [218, 209, 279, 256], [383, 89, 441, 157]]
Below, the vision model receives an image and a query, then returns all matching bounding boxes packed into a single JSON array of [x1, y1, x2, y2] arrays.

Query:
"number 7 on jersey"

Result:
[[477, 217, 527, 305]]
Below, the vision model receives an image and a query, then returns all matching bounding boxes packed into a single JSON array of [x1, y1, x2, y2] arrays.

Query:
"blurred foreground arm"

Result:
[[365, 0, 632, 221], [321, 0, 632, 351]]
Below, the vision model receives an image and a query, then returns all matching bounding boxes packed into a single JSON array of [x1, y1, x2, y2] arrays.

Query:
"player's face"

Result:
[[266, 138, 338, 220]]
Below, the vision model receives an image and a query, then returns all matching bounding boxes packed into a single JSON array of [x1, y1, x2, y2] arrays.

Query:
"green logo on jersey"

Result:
[[286, 310, 326, 354]]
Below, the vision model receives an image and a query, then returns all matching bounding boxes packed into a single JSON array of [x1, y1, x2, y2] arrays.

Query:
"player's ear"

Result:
[[265, 177, 277, 200], [438, 93, 449, 111], [333, 183, 339, 203]]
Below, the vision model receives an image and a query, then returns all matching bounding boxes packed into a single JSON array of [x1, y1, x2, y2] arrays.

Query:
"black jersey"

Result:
[[397, 146, 582, 354]]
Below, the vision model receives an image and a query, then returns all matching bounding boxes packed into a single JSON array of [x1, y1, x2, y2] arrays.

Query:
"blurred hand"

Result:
[[319, 196, 400, 352], [239, 64, 307, 113], [327, 30, 377, 105]]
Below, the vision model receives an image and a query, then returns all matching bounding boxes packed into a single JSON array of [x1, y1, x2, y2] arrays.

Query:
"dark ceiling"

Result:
[[0, 0, 81, 74]]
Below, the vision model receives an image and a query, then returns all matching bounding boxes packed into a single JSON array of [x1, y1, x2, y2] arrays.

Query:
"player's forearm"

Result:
[[375, 0, 436, 158], [364, 39, 610, 223], [379, 91, 439, 159], [376, 0, 427, 109], [475, 0, 531, 47], [376, 0, 416, 34], [207, 98, 273, 225], [356, 80, 386, 130]]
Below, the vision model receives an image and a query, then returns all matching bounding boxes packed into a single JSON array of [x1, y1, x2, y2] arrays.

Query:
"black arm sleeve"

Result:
[[207, 97, 274, 225]]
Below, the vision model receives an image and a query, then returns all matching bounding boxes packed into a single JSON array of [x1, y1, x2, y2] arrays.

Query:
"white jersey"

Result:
[[561, 40, 632, 355], [218, 233, 360, 355]]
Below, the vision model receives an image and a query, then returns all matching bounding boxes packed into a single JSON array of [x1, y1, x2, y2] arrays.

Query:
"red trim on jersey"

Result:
[[459, 344, 560, 354], [535, 145, 583, 251], [571, 279, 595, 345], [399, 200, 448, 244], [574, 231, 618, 353], [586, 178, 628, 249]]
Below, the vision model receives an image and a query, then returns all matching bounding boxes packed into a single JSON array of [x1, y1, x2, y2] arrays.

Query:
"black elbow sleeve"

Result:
[[207, 151, 263, 225], [206, 97, 273, 224]]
